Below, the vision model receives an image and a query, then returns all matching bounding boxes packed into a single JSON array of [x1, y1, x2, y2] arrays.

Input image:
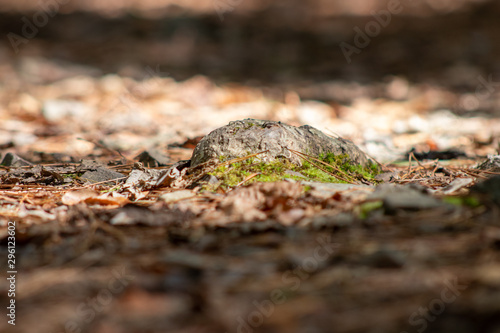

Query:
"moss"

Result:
[[321, 153, 379, 175], [207, 152, 381, 189], [443, 196, 481, 207], [245, 122, 256, 129], [358, 200, 384, 219], [210, 157, 300, 188], [298, 160, 344, 183], [300, 153, 380, 184]]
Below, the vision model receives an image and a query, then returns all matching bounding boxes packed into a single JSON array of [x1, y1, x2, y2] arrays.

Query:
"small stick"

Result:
[[236, 173, 261, 187], [287, 148, 358, 184]]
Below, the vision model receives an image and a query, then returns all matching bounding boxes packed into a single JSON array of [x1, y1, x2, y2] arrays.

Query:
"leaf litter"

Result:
[[1, 106, 500, 333], [2, 2, 500, 331], [1, 107, 500, 333]]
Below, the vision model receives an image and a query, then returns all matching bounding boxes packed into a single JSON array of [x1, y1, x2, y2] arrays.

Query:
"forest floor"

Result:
[[2, 1, 500, 333]]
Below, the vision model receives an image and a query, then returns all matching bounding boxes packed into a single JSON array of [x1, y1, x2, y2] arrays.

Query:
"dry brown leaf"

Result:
[[84, 192, 130, 208], [61, 189, 100, 205]]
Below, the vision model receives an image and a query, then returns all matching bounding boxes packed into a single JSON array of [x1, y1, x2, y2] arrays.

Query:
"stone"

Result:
[[302, 181, 373, 201], [190, 119, 372, 167], [471, 175, 500, 206], [80, 167, 125, 183], [441, 177, 474, 195], [135, 149, 172, 167], [0, 152, 33, 167], [476, 155, 500, 173], [369, 183, 444, 213]]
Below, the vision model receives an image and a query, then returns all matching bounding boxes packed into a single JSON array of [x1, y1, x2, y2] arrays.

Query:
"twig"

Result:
[[286, 148, 359, 184], [236, 173, 261, 187]]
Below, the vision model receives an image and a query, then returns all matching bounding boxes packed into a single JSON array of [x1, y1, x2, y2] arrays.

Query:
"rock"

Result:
[[77, 160, 125, 183], [302, 182, 373, 201], [80, 167, 125, 184], [135, 149, 172, 167], [471, 175, 500, 207], [441, 177, 474, 195], [476, 155, 500, 173], [190, 119, 372, 167], [369, 183, 444, 213], [0, 152, 33, 167]]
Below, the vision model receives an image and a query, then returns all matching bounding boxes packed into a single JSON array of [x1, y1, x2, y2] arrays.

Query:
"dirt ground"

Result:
[[1, 1, 500, 333]]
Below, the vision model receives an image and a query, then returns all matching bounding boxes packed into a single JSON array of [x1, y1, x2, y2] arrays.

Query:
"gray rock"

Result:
[[441, 177, 474, 195], [190, 119, 372, 167], [135, 149, 172, 167], [369, 183, 444, 213], [77, 160, 126, 183], [80, 167, 125, 183], [0, 152, 33, 167], [471, 175, 500, 206], [303, 182, 372, 192], [476, 155, 500, 173], [302, 181, 373, 201]]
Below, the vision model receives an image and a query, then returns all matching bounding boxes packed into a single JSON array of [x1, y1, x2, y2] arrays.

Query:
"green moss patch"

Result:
[[442, 196, 481, 207], [208, 153, 380, 189], [311, 153, 381, 183]]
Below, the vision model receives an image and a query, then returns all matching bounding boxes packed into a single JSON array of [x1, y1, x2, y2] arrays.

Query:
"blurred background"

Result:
[[1, 0, 499, 163]]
